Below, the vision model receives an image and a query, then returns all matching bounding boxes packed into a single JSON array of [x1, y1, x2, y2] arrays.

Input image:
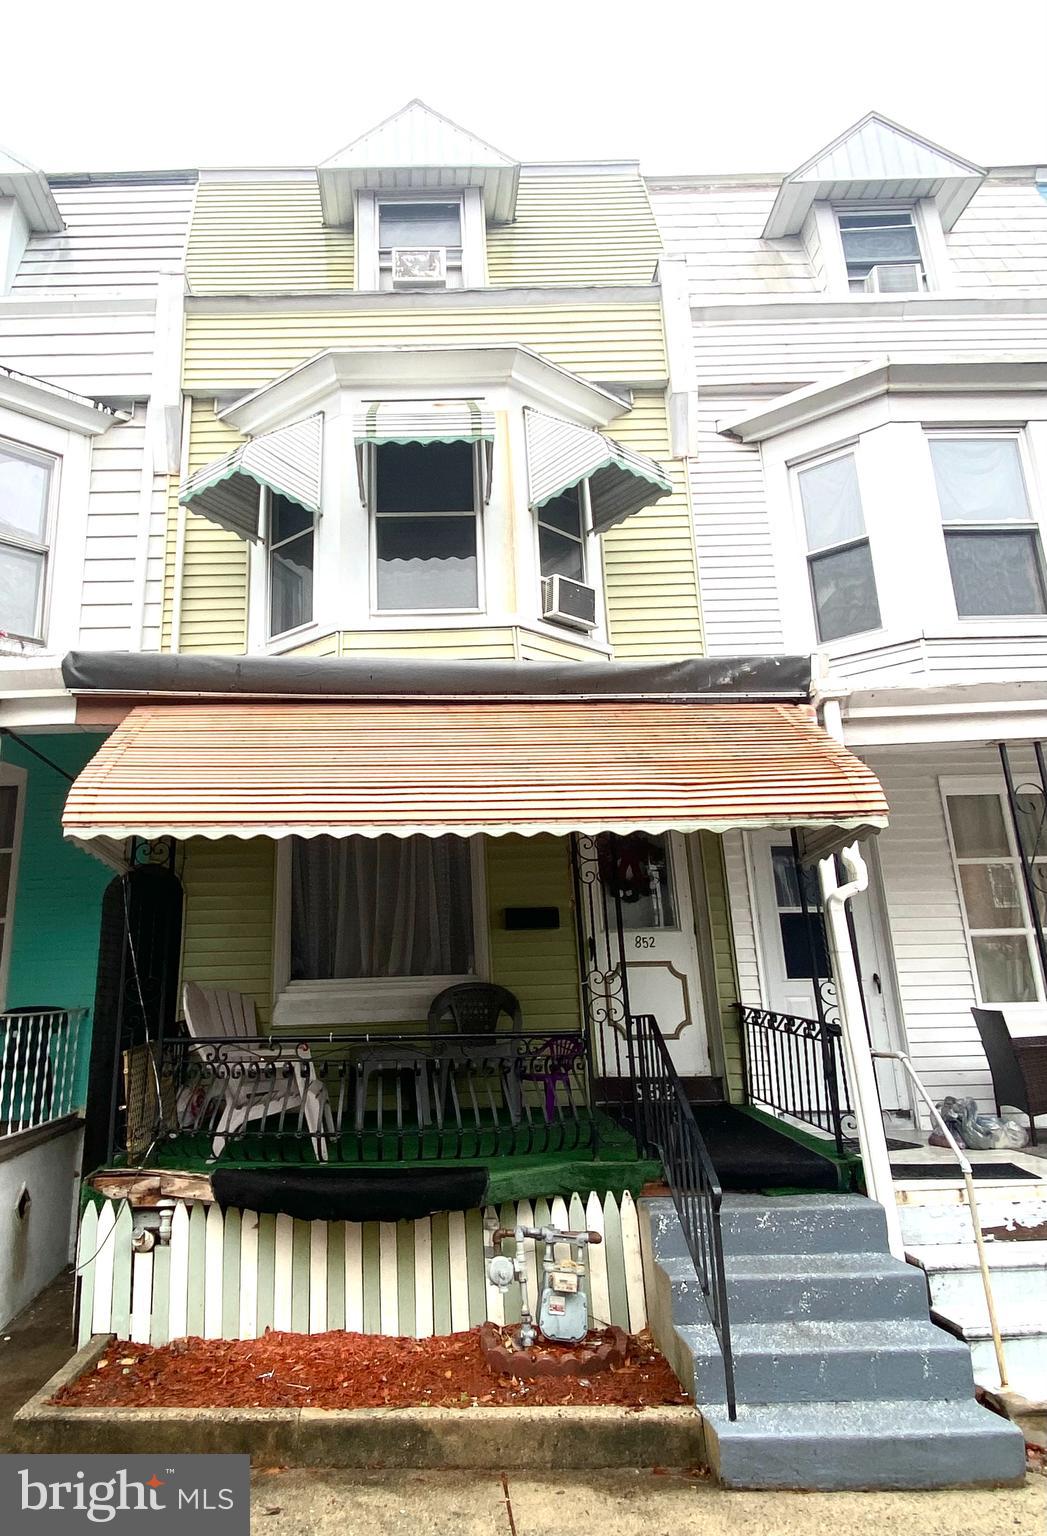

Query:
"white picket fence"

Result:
[[77, 1191, 648, 1348]]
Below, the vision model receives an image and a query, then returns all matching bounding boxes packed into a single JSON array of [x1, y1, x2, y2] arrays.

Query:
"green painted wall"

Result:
[[1, 732, 112, 1096]]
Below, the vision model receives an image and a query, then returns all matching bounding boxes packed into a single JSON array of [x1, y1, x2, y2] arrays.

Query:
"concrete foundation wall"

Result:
[[0, 1120, 82, 1330]]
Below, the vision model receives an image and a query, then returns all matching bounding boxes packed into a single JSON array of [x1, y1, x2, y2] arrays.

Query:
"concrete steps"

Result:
[[642, 1194, 1025, 1490], [900, 1187, 1047, 1393]]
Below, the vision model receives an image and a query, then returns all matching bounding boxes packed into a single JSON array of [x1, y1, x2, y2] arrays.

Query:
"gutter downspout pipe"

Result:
[[821, 844, 904, 1260]]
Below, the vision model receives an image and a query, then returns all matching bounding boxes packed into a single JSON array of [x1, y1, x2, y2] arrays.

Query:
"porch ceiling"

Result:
[[61, 698, 888, 846]]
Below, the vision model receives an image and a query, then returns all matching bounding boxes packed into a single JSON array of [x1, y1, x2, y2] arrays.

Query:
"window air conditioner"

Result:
[[391, 247, 447, 286], [542, 574, 598, 631], [864, 263, 923, 294]]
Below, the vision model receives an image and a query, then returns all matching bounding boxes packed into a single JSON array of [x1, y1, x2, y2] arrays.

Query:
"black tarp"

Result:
[[61, 650, 812, 700], [210, 1166, 489, 1222]]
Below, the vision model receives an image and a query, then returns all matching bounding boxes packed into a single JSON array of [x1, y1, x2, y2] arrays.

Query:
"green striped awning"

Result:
[[524, 408, 672, 533], [179, 415, 322, 541], [353, 398, 495, 446]]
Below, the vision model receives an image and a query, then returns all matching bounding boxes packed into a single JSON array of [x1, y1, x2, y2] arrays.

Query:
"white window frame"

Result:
[[926, 428, 1047, 622], [271, 836, 490, 1025], [368, 438, 486, 618], [355, 189, 486, 292], [264, 488, 317, 641], [535, 480, 590, 585], [792, 442, 883, 645], [0, 433, 59, 644], [834, 203, 927, 294], [0, 762, 26, 1010], [939, 775, 1046, 1011]]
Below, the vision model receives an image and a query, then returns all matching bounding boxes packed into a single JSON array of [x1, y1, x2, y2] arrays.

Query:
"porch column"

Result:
[[819, 846, 904, 1258]]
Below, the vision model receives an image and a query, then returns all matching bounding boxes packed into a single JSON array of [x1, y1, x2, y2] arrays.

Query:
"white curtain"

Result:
[[290, 834, 473, 980]]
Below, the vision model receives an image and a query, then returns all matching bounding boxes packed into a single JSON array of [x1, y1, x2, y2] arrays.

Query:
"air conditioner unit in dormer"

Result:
[[864, 263, 923, 294], [542, 574, 597, 632], [391, 247, 447, 286]]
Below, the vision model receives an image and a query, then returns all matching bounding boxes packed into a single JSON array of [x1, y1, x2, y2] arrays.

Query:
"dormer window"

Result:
[[837, 209, 925, 293], [378, 199, 464, 290]]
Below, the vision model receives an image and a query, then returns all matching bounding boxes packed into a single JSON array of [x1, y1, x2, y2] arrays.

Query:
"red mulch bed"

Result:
[[54, 1328, 689, 1410]]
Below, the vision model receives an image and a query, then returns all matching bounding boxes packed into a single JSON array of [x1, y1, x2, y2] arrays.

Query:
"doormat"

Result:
[[889, 1162, 1041, 1181]]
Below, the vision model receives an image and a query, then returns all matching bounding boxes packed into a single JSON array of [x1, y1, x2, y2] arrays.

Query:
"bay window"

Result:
[[929, 436, 1046, 618], [373, 440, 480, 612], [0, 437, 54, 641], [797, 450, 881, 642], [537, 485, 586, 583], [268, 493, 315, 636]]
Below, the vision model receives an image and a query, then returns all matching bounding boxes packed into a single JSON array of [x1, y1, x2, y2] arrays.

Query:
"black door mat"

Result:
[[889, 1162, 1040, 1181], [690, 1104, 840, 1192]]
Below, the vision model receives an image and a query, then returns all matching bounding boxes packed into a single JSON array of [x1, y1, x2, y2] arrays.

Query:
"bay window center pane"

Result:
[[376, 515, 477, 609]]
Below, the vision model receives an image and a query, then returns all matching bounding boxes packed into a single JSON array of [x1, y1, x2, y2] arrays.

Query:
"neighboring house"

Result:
[[0, 143, 193, 1325], [650, 112, 1047, 1124], [0, 107, 1027, 1488]]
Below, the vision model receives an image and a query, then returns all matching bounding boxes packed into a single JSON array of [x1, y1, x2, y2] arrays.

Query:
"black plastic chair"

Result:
[[427, 983, 523, 1035], [972, 1007, 1047, 1147]]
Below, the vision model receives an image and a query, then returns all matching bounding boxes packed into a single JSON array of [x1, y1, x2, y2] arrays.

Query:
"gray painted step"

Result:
[[718, 1194, 890, 1257], [660, 1250, 930, 1324], [701, 1397, 1027, 1490], [641, 1194, 1026, 1489], [677, 1316, 975, 1403]]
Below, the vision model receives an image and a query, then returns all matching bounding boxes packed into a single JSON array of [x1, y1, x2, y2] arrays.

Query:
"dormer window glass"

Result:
[[377, 199, 463, 290], [929, 435, 1046, 618], [268, 493, 315, 636], [0, 437, 53, 641], [837, 209, 925, 293], [797, 451, 881, 642], [373, 440, 480, 611]]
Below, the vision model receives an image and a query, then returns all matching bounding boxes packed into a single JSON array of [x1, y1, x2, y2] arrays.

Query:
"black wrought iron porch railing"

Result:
[[738, 1004, 853, 1155], [629, 1012, 736, 1420], [126, 1031, 595, 1165]]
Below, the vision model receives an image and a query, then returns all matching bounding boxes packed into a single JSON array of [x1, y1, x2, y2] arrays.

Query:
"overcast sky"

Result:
[[4, 0, 1045, 177]]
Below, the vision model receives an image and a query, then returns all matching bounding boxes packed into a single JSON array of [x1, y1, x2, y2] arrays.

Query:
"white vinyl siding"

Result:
[[11, 181, 195, 291], [79, 406, 168, 650]]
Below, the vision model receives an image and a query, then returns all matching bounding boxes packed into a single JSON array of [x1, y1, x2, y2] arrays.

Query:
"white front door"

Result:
[[749, 834, 907, 1111], [589, 832, 710, 1078]]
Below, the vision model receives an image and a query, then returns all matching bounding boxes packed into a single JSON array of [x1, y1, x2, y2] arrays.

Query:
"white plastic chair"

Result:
[[182, 982, 332, 1160]]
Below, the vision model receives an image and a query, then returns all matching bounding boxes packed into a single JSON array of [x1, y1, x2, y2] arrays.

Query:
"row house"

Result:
[[0, 106, 1028, 1487]]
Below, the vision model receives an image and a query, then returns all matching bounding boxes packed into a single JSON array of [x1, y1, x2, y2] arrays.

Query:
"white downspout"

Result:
[[821, 845, 904, 1259]]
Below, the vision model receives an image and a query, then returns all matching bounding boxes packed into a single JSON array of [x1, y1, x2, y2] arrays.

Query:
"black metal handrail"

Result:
[[738, 1004, 853, 1155], [629, 1012, 736, 1420], [126, 1030, 594, 1164]]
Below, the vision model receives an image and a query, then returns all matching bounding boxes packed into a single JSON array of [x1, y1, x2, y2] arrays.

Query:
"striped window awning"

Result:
[[178, 415, 323, 541], [524, 409, 673, 533], [354, 399, 496, 505], [353, 399, 495, 447], [62, 698, 888, 848]]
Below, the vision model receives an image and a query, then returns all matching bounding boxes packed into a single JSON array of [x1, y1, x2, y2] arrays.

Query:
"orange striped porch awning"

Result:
[[62, 699, 888, 847]]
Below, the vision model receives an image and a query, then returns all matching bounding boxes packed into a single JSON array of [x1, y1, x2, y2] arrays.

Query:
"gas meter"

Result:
[[486, 1222, 602, 1347]]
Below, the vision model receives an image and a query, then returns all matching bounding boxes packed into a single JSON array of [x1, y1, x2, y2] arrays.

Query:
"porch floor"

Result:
[[118, 1110, 662, 1205]]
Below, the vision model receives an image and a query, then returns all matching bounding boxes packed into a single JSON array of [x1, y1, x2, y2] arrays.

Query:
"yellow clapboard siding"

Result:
[[338, 628, 517, 660], [699, 832, 743, 1100], [187, 180, 355, 294], [518, 631, 602, 663], [486, 835, 582, 1033], [183, 304, 667, 393], [180, 836, 276, 1025], [600, 392, 703, 660], [486, 174, 662, 287], [163, 402, 249, 653]]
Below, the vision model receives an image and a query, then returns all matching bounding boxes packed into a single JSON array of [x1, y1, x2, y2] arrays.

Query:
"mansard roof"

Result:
[[318, 99, 520, 227], [763, 112, 985, 238]]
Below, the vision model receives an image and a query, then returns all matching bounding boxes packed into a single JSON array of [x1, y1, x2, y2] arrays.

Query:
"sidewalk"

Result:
[[0, 1270, 75, 1451], [251, 1467, 1045, 1536]]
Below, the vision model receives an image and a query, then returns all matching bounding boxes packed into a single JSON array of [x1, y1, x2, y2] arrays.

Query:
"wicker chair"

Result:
[[972, 1007, 1047, 1146]]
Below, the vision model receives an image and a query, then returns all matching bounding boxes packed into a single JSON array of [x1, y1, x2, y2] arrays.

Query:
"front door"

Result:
[[749, 834, 907, 1111], [588, 832, 710, 1078]]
